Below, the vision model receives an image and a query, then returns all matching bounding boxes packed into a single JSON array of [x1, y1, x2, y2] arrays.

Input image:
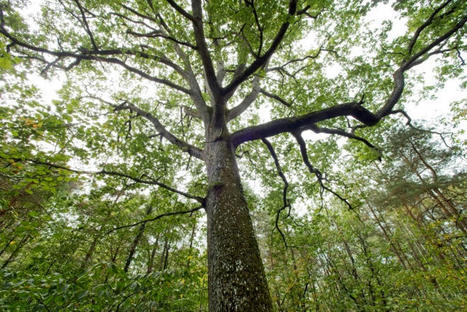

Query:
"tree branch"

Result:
[[267, 47, 323, 73], [0, 16, 191, 94], [262, 138, 289, 248], [73, 0, 98, 50], [227, 76, 261, 121], [166, 0, 195, 22], [107, 205, 203, 234], [403, 13, 467, 70], [191, 0, 221, 99], [231, 7, 466, 148], [114, 101, 205, 160], [156, 13, 210, 123], [2, 156, 205, 204], [222, 0, 298, 96], [259, 88, 292, 107], [406, 0, 453, 56], [293, 133, 352, 210], [245, 0, 264, 56], [231, 100, 378, 147], [309, 125, 377, 150]]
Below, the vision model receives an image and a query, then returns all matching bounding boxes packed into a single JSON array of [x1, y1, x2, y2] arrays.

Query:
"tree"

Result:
[[0, 0, 465, 310]]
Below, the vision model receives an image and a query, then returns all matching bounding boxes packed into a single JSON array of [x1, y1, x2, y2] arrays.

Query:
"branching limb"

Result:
[[73, 0, 98, 50], [402, 12, 466, 71], [156, 14, 210, 123], [262, 138, 289, 248], [309, 125, 377, 150], [231, 100, 379, 147], [191, 0, 221, 99], [222, 0, 298, 95], [114, 101, 205, 160], [231, 6, 466, 147], [259, 88, 292, 107], [293, 132, 352, 210], [227, 76, 261, 121], [107, 205, 203, 234], [406, 0, 453, 56], [0, 11, 190, 94], [2, 156, 205, 204]]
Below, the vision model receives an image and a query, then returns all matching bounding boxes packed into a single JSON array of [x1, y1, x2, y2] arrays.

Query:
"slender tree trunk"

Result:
[[185, 221, 197, 269], [146, 233, 160, 274], [204, 137, 272, 312], [124, 205, 153, 272], [159, 238, 170, 271], [368, 203, 410, 270], [1, 234, 30, 270]]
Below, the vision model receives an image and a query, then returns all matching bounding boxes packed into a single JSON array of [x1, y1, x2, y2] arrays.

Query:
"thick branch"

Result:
[[231, 101, 379, 147], [157, 13, 210, 123], [115, 102, 204, 160], [227, 76, 261, 121], [191, 0, 221, 99], [230, 3, 465, 148]]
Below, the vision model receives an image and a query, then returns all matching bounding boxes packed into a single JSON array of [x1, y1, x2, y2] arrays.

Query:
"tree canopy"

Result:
[[0, 0, 466, 311]]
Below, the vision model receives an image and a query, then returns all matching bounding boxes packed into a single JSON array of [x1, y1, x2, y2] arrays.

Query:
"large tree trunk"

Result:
[[204, 137, 272, 312]]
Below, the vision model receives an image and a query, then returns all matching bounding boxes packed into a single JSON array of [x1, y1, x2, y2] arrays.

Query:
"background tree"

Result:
[[0, 0, 465, 311]]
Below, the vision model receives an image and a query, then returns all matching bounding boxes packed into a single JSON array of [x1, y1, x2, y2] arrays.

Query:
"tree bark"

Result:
[[204, 137, 272, 312]]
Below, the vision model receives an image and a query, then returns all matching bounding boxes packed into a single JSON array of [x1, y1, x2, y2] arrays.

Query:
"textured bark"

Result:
[[205, 137, 272, 312]]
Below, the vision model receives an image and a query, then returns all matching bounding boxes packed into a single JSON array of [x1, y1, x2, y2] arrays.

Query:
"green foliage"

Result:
[[0, 0, 465, 311]]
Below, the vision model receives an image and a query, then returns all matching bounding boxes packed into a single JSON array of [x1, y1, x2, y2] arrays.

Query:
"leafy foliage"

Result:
[[0, 0, 466, 311]]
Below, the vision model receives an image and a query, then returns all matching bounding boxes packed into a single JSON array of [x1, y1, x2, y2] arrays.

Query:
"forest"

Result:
[[0, 0, 466, 311]]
